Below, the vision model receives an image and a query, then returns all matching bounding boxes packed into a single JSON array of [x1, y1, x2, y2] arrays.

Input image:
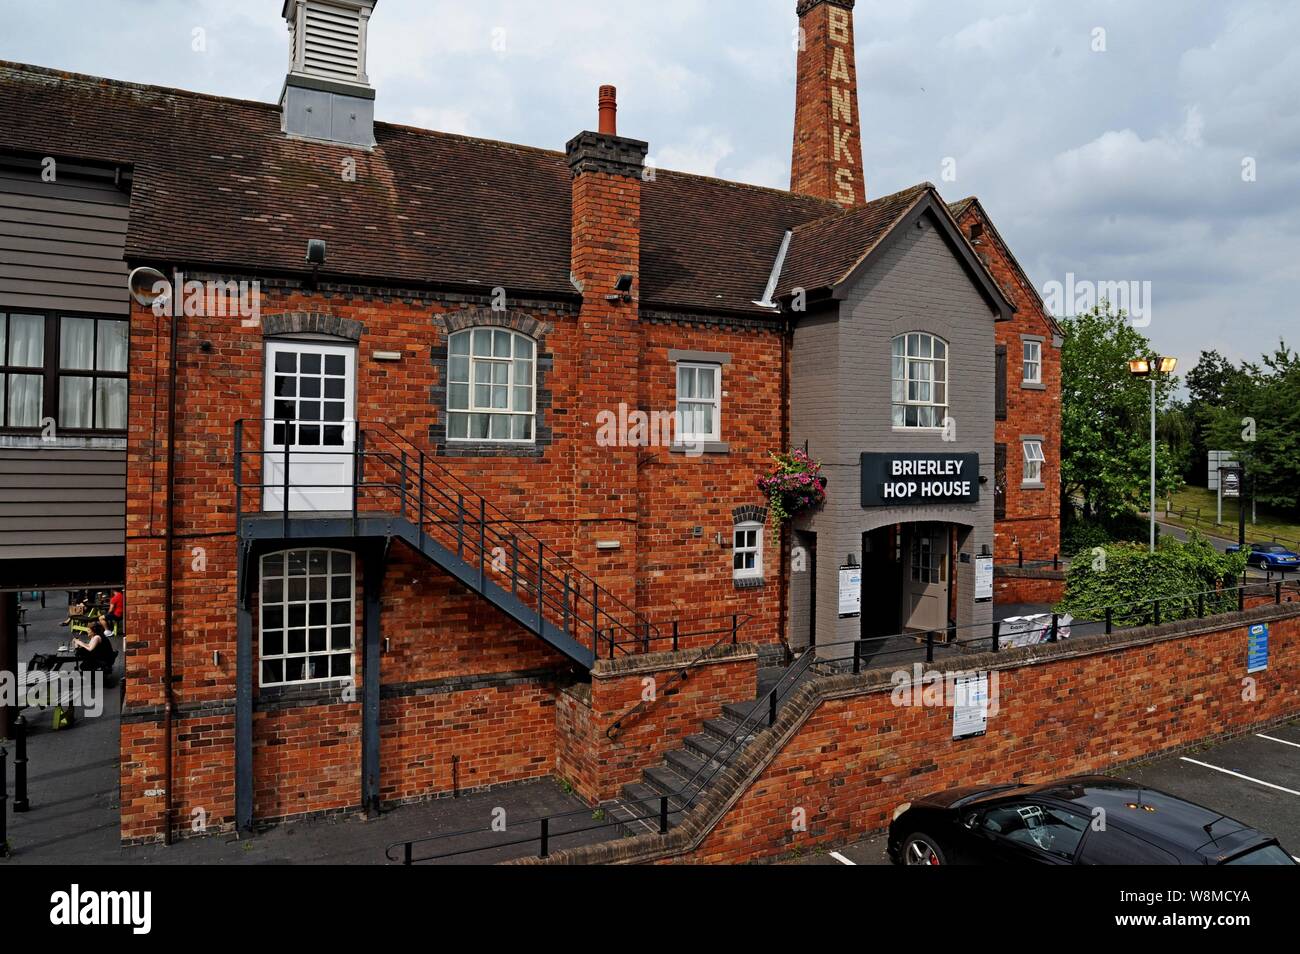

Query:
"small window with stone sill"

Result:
[[1022, 440, 1046, 486], [733, 522, 763, 583]]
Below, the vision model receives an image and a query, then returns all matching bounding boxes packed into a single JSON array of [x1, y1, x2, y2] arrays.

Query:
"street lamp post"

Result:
[[1128, 356, 1178, 553]]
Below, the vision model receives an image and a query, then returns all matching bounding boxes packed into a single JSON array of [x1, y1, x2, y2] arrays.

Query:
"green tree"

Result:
[[1184, 349, 1251, 485], [1204, 344, 1300, 517], [1059, 303, 1181, 520]]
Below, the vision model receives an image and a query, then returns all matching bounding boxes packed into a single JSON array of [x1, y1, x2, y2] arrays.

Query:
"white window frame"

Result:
[[891, 333, 949, 430], [259, 548, 356, 688], [1023, 339, 1043, 385], [1022, 440, 1046, 486], [733, 522, 763, 581], [676, 362, 722, 443], [446, 328, 537, 444]]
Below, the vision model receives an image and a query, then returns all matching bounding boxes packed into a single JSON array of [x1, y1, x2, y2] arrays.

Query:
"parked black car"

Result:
[[888, 776, 1297, 865]]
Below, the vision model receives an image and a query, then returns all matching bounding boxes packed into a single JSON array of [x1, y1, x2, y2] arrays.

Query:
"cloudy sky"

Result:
[[3, 0, 1297, 375]]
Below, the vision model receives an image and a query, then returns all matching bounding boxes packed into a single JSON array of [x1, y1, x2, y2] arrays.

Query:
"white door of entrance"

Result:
[[905, 523, 950, 632], [263, 341, 356, 512]]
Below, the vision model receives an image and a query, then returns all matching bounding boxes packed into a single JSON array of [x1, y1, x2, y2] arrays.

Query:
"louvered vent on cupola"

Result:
[[280, 0, 378, 147], [285, 0, 374, 86]]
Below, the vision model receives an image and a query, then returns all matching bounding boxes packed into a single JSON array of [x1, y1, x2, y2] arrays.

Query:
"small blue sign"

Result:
[[1247, 623, 1269, 674]]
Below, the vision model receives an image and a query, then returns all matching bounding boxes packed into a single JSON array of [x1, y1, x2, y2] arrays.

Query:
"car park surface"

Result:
[[785, 719, 1300, 865]]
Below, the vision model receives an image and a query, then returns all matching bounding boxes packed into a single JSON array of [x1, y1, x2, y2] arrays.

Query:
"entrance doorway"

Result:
[[263, 340, 356, 512], [905, 523, 951, 633], [860, 523, 955, 641]]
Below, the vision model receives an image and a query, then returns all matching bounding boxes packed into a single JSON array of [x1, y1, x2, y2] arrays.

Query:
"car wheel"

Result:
[[901, 832, 948, 866]]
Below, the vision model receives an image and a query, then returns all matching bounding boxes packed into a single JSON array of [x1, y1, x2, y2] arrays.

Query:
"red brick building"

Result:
[[0, 0, 1060, 843]]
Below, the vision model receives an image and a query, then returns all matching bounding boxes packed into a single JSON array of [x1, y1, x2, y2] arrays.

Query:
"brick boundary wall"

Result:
[[518, 600, 1300, 865], [556, 644, 759, 803], [993, 566, 1066, 605]]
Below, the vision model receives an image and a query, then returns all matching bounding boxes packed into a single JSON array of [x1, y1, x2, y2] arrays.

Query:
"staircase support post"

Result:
[[400, 450, 408, 521], [235, 562, 255, 832], [659, 796, 669, 834], [456, 494, 464, 559], [562, 574, 570, 635], [361, 545, 384, 817], [478, 498, 486, 592], [536, 542, 545, 626], [511, 535, 519, 599], [593, 582, 601, 659], [417, 451, 426, 552]]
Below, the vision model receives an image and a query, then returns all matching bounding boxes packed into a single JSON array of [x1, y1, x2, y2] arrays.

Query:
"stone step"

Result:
[[684, 731, 735, 763], [643, 763, 700, 803], [723, 698, 770, 724], [606, 785, 687, 835], [702, 714, 758, 744], [665, 746, 712, 781]]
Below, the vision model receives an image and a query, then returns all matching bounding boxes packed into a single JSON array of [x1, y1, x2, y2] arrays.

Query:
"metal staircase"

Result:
[[233, 419, 674, 669]]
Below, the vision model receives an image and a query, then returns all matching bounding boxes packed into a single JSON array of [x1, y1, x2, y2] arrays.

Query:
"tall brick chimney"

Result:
[[791, 0, 865, 206], [565, 87, 648, 605]]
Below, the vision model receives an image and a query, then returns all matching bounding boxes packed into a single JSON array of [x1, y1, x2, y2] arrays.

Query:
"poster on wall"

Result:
[[975, 556, 994, 603], [1248, 623, 1269, 674], [952, 673, 989, 740], [838, 564, 862, 619]]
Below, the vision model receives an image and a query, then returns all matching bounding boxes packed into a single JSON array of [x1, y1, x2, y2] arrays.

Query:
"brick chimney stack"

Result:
[[565, 87, 648, 604], [790, 0, 865, 206]]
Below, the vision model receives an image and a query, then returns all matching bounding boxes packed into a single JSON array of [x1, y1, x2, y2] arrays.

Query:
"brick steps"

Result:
[[603, 665, 801, 837]]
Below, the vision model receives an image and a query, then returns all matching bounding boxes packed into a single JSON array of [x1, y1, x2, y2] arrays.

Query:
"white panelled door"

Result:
[[263, 340, 356, 512]]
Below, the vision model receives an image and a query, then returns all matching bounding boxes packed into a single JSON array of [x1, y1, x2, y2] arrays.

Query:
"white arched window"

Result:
[[259, 549, 354, 687], [447, 328, 536, 442], [891, 333, 949, 429]]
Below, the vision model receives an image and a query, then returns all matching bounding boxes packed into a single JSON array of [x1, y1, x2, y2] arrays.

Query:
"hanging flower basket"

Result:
[[756, 449, 827, 543]]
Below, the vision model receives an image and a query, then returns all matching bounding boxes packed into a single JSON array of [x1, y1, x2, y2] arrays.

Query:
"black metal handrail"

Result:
[[234, 419, 689, 661], [605, 614, 751, 740], [383, 576, 1297, 864]]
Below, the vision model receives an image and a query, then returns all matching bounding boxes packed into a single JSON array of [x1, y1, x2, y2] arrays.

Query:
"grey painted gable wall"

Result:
[[790, 210, 997, 652]]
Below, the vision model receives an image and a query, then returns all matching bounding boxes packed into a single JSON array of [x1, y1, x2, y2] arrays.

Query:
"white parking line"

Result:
[[1257, 733, 1300, 750], [1180, 757, 1300, 796], [829, 851, 857, 866]]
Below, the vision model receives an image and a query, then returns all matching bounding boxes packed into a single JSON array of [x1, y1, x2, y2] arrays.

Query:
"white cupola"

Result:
[[279, 0, 378, 147]]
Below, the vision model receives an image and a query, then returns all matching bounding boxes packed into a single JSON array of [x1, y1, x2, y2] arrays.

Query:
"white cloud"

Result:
[[1, 0, 1296, 367]]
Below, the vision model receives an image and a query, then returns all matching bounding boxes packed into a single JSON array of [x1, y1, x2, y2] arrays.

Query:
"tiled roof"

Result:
[[777, 182, 931, 297], [0, 61, 842, 316]]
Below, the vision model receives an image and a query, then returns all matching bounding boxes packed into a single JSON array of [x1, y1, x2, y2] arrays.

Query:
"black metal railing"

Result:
[[383, 576, 1297, 864], [233, 419, 738, 663], [605, 614, 751, 740]]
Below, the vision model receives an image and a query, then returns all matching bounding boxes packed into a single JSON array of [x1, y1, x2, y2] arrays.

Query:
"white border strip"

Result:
[[1257, 733, 1300, 750], [1180, 757, 1300, 796], [829, 851, 857, 866]]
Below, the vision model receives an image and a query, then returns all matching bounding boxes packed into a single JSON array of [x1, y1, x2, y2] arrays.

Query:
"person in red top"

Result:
[[107, 590, 124, 627]]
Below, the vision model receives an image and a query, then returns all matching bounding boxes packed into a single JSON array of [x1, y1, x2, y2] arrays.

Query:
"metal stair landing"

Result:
[[233, 418, 675, 672]]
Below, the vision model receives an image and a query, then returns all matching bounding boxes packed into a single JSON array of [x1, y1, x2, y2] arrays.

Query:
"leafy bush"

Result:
[[1060, 510, 1150, 560], [1056, 531, 1247, 626]]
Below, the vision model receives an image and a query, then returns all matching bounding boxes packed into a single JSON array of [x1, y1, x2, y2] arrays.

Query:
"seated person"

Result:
[[98, 613, 119, 639], [72, 621, 116, 671], [107, 589, 124, 628]]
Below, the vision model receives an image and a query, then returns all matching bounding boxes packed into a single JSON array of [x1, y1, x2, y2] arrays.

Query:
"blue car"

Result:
[[1227, 542, 1300, 572]]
